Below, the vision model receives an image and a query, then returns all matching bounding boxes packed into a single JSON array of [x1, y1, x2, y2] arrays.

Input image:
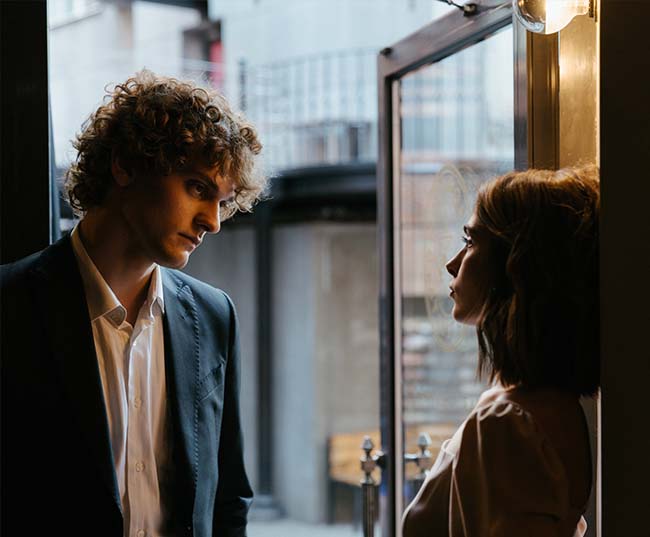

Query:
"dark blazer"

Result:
[[0, 235, 253, 537]]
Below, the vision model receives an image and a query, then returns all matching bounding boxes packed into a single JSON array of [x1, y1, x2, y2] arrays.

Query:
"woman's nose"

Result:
[[446, 249, 462, 277]]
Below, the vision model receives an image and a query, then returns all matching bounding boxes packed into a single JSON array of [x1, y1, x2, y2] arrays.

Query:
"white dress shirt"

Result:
[[71, 225, 168, 537]]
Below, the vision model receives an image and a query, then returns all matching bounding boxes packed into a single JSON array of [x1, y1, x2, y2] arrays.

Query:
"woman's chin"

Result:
[[452, 306, 479, 326]]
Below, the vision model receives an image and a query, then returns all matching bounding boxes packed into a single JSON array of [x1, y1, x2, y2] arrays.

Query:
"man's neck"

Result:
[[78, 211, 155, 324]]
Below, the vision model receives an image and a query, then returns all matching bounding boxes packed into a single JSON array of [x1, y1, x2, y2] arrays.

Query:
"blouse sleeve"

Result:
[[449, 401, 570, 537]]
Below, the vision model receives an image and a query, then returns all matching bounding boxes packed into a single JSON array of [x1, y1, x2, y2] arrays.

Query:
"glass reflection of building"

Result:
[[397, 28, 514, 489]]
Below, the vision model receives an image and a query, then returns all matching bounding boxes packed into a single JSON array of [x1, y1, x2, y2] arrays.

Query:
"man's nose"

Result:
[[199, 202, 221, 234]]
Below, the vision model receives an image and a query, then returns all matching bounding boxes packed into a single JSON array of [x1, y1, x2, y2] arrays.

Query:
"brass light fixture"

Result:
[[513, 0, 595, 34]]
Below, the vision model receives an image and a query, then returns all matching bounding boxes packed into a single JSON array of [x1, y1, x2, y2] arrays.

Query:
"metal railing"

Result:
[[240, 49, 379, 170]]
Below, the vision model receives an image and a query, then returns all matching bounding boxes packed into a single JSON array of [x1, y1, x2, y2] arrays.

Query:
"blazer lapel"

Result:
[[162, 270, 199, 518], [31, 236, 122, 513]]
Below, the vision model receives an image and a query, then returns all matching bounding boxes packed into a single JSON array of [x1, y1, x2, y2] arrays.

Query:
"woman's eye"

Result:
[[461, 235, 473, 248]]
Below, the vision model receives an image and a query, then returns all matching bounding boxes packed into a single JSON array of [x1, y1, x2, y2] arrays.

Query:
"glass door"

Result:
[[396, 24, 514, 513], [377, 4, 520, 535]]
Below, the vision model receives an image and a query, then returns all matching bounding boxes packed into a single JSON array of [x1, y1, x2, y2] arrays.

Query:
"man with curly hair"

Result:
[[1, 70, 266, 537]]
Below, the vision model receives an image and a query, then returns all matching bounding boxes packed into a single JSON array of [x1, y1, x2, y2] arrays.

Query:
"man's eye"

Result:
[[461, 235, 473, 248], [189, 181, 207, 197], [219, 200, 234, 213]]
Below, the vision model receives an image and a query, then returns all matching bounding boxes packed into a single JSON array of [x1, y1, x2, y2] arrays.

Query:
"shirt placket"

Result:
[[126, 318, 152, 537]]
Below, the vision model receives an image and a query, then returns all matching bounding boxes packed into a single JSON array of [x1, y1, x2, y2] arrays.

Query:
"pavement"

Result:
[[248, 520, 361, 537]]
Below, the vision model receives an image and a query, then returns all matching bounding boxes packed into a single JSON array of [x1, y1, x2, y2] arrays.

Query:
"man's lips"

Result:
[[180, 233, 201, 247]]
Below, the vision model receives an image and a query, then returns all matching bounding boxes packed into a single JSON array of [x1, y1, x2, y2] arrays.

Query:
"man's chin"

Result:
[[158, 252, 190, 270]]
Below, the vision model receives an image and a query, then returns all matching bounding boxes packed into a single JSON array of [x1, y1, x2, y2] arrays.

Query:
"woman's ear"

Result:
[[111, 155, 133, 186]]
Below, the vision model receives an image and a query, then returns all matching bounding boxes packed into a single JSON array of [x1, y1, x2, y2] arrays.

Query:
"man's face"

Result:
[[118, 163, 236, 269]]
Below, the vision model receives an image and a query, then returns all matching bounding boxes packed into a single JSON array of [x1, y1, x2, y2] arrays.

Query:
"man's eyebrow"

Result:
[[185, 168, 236, 201], [186, 169, 220, 189]]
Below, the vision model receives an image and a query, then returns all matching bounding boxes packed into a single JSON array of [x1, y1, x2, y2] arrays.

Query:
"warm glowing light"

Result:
[[513, 0, 591, 34]]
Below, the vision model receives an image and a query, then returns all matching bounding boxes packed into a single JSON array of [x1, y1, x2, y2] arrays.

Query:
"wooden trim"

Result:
[[513, 21, 529, 170], [526, 31, 560, 169], [599, 1, 650, 534]]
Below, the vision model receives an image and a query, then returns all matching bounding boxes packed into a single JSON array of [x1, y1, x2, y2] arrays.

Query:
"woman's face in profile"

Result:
[[445, 213, 495, 325]]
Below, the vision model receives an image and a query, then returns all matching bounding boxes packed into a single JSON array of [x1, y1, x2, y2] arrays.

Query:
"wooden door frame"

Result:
[[599, 1, 650, 535]]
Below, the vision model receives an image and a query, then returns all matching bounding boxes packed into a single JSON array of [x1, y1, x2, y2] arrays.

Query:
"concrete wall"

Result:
[[272, 223, 379, 522], [271, 225, 319, 519]]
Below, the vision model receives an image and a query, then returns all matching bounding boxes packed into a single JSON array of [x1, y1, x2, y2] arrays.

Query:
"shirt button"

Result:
[[137, 530, 146, 537], [135, 461, 145, 472], [133, 397, 142, 409]]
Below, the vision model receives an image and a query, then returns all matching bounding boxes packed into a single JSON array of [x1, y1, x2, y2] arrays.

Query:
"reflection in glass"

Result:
[[397, 27, 514, 507]]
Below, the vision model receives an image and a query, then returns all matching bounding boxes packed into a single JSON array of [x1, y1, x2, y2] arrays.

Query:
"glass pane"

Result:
[[396, 26, 514, 509]]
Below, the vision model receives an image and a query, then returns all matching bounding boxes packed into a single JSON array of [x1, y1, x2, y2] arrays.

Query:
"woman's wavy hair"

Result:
[[65, 69, 266, 219], [474, 165, 600, 396]]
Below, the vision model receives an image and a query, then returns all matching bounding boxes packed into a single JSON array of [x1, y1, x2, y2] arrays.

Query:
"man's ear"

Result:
[[111, 156, 133, 186]]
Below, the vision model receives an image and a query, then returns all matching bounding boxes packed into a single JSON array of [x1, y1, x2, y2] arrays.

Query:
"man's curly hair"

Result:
[[65, 69, 266, 219]]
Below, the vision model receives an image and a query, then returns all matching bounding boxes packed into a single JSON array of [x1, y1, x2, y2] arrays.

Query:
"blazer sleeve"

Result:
[[449, 401, 571, 537], [212, 293, 253, 537]]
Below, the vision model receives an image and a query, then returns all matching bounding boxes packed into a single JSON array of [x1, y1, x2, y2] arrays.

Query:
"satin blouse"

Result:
[[402, 398, 588, 537]]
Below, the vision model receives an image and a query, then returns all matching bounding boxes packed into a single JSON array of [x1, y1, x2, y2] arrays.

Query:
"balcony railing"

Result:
[[240, 49, 379, 171]]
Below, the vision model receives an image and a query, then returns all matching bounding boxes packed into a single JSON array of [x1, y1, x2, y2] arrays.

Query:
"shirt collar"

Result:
[[70, 224, 165, 325], [146, 263, 165, 318]]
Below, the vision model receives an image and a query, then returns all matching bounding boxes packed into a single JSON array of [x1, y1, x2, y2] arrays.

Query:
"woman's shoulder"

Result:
[[452, 392, 570, 516], [462, 386, 592, 510], [468, 386, 589, 461], [469, 386, 542, 431], [472, 385, 584, 428], [465, 390, 544, 444]]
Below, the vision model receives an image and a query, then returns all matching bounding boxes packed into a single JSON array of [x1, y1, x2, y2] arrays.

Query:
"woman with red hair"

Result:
[[403, 166, 600, 537]]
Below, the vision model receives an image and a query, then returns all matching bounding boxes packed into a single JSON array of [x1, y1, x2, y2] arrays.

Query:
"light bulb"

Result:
[[513, 0, 591, 34]]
